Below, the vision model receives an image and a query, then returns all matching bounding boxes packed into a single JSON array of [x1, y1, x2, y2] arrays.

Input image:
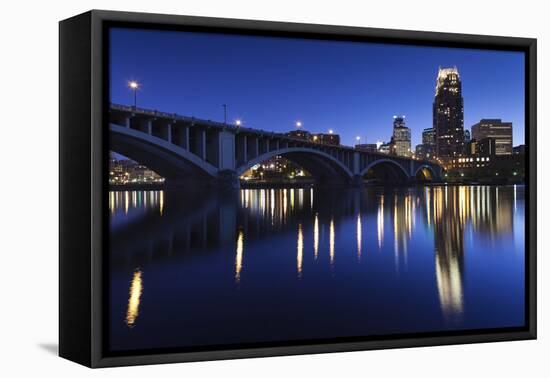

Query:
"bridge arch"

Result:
[[415, 164, 437, 181], [359, 158, 410, 183], [110, 124, 218, 181], [236, 147, 354, 185]]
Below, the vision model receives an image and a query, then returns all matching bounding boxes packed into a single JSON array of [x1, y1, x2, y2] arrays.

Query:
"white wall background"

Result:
[[0, 0, 546, 376]]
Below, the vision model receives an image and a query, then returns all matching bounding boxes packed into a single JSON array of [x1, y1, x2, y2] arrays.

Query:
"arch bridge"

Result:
[[109, 104, 442, 189]]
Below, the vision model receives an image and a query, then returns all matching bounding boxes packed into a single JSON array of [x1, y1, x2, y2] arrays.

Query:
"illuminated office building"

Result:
[[392, 116, 411, 157], [471, 119, 513, 155], [433, 67, 465, 158]]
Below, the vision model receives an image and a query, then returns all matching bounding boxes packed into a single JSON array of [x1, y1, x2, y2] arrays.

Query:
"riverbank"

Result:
[[108, 179, 525, 192], [109, 183, 165, 191], [240, 179, 525, 189], [443, 177, 525, 185], [240, 181, 315, 189]]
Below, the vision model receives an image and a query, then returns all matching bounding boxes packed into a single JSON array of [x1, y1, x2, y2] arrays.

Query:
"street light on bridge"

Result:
[[222, 104, 228, 124], [128, 81, 140, 108], [295, 121, 302, 129], [235, 119, 242, 127]]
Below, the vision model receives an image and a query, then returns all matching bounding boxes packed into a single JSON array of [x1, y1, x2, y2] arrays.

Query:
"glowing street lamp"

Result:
[[235, 119, 242, 127], [128, 81, 139, 107], [328, 129, 334, 134], [356, 136, 361, 143], [296, 121, 302, 129]]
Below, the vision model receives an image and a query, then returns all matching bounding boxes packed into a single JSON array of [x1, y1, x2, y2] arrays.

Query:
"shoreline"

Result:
[[109, 183, 165, 191], [109, 180, 525, 191]]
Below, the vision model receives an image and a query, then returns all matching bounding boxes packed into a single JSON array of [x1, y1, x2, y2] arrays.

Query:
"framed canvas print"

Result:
[[59, 10, 536, 368]]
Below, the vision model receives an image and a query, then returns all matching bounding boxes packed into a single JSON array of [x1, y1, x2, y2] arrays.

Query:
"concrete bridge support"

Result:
[[191, 128, 206, 160], [352, 174, 364, 188], [171, 123, 189, 149], [152, 119, 172, 143], [217, 131, 236, 171], [236, 134, 247, 166], [217, 170, 240, 190]]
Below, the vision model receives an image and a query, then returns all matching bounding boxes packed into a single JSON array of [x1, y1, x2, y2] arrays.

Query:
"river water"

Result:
[[108, 185, 525, 352]]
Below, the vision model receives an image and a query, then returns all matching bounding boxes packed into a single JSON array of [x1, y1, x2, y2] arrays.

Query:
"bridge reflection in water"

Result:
[[108, 185, 525, 352]]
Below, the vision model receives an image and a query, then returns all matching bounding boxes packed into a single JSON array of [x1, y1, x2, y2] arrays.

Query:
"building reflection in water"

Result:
[[429, 186, 465, 319], [109, 192, 115, 214], [111, 185, 517, 326], [392, 193, 412, 272], [109, 190, 166, 217], [125, 269, 143, 328], [283, 189, 287, 219], [235, 229, 244, 283], [356, 213, 362, 261], [377, 196, 384, 250], [297, 223, 303, 277], [270, 189, 275, 222], [435, 248, 464, 319], [159, 190, 164, 216], [329, 218, 335, 267], [313, 214, 319, 261], [422, 185, 515, 320]]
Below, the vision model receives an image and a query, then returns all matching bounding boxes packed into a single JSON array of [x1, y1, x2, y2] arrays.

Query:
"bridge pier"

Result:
[[352, 174, 364, 188], [217, 170, 240, 190]]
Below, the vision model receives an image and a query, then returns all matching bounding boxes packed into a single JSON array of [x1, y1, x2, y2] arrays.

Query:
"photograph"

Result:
[[106, 25, 528, 355], [2, 0, 547, 375]]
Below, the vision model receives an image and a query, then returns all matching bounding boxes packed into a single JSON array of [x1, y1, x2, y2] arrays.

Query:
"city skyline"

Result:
[[110, 28, 526, 149]]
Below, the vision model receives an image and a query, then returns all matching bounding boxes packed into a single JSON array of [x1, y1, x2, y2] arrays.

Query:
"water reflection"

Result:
[[159, 190, 164, 215], [109, 185, 524, 350], [329, 218, 335, 267], [125, 269, 143, 328], [435, 247, 463, 320], [313, 214, 319, 260], [235, 229, 244, 283], [297, 223, 303, 278], [356, 214, 362, 261], [377, 196, 384, 249]]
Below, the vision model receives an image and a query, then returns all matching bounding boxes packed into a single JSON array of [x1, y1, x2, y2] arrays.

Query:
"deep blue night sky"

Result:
[[110, 28, 525, 148]]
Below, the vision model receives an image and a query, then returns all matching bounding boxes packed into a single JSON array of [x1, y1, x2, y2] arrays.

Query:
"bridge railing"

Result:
[[110, 103, 286, 137]]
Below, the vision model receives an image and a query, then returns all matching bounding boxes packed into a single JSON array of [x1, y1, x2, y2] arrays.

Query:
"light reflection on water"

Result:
[[235, 229, 244, 283], [108, 185, 525, 351], [125, 269, 142, 328]]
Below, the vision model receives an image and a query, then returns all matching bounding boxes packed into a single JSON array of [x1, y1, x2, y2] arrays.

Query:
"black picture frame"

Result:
[[59, 9, 537, 368]]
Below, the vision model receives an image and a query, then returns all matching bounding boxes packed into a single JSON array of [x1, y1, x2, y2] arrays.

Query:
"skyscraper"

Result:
[[433, 67, 465, 158], [392, 115, 411, 157], [471, 119, 513, 155], [422, 127, 436, 158]]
